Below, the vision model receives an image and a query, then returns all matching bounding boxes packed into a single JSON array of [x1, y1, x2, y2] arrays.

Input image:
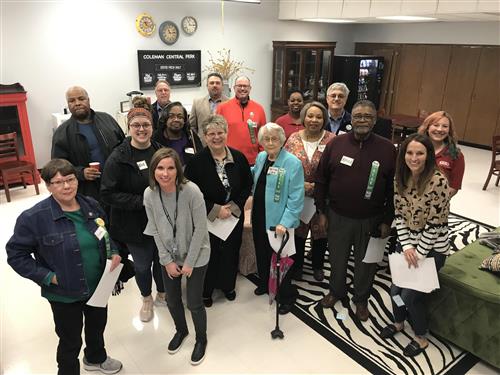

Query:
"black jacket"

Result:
[[184, 146, 253, 219], [100, 137, 163, 243], [51, 110, 125, 200], [152, 124, 203, 166]]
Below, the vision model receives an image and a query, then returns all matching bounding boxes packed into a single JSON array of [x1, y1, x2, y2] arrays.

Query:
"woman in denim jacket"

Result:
[[6, 159, 122, 375]]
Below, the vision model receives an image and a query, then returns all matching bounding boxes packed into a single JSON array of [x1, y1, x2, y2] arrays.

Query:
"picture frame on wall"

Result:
[[120, 100, 131, 113]]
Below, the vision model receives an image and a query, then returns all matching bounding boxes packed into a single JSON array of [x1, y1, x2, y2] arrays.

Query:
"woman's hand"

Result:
[[51, 274, 58, 285], [181, 264, 193, 278], [109, 254, 122, 272], [318, 213, 328, 233], [218, 204, 232, 219], [275, 224, 287, 236], [304, 181, 315, 195], [404, 248, 419, 268], [165, 262, 182, 279]]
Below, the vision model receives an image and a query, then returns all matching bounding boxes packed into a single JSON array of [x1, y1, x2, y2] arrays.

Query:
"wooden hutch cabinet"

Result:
[[271, 41, 336, 121]]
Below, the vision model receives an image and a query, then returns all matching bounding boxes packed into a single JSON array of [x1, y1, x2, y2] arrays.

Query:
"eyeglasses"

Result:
[[352, 114, 375, 121], [205, 131, 226, 138], [235, 84, 250, 89], [129, 124, 152, 130], [167, 113, 185, 120], [328, 94, 345, 99], [50, 176, 77, 187], [262, 136, 281, 144]]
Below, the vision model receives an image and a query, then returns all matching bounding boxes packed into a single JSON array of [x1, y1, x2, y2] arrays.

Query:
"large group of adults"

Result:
[[5, 72, 465, 374]]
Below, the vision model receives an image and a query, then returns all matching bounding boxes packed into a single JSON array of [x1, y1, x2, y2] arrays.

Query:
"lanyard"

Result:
[[159, 188, 179, 239]]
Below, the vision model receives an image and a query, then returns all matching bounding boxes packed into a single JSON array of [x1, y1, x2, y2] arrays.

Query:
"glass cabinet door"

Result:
[[317, 50, 332, 102], [302, 50, 317, 100], [286, 50, 301, 95], [273, 48, 284, 102]]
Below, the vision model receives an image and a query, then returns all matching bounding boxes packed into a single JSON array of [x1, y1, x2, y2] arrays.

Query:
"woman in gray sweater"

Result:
[[143, 148, 210, 366]]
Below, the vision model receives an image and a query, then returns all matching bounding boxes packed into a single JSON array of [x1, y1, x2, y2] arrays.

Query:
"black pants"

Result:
[[50, 300, 107, 375], [327, 209, 378, 304], [253, 222, 297, 305], [204, 217, 243, 297], [390, 251, 446, 336], [294, 236, 327, 271], [163, 264, 208, 343]]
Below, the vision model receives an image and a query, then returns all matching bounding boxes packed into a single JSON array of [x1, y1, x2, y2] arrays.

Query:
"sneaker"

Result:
[[154, 292, 167, 307], [83, 356, 122, 374], [190, 341, 207, 366], [140, 295, 154, 322], [168, 331, 188, 354]]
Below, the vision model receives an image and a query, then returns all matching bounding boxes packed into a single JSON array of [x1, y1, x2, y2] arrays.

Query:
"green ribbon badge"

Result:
[[364, 161, 380, 200], [274, 168, 286, 202], [95, 218, 112, 258]]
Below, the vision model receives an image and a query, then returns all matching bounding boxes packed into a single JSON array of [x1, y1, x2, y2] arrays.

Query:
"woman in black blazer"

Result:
[[185, 114, 253, 307]]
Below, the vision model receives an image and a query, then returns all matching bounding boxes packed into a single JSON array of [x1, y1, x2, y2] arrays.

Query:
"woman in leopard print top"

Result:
[[380, 133, 450, 357]]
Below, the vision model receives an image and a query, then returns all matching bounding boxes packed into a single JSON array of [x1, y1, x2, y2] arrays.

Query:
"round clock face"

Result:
[[181, 16, 198, 35], [136, 13, 155, 37], [159, 21, 179, 45]]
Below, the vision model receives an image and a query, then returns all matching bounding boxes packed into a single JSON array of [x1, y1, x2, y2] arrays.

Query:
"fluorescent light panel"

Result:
[[377, 15, 437, 21], [302, 18, 357, 23]]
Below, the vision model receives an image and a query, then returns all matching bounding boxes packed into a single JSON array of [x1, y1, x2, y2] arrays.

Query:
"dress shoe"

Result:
[[203, 297, 213, 307], [403, 339, 428, 357], [254, 286, 267, 296], [355, 303, 370, 322], [320, 293, 338, 308], [313, 269, 324, 282], [190, 341, 207, 365], [278, 303, 293, 315], [167, 331, 188, 354], [224, 290, 236, 301]]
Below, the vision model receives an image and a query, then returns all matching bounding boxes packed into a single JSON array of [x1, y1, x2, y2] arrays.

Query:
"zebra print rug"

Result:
[[254, 213, 494, 375]]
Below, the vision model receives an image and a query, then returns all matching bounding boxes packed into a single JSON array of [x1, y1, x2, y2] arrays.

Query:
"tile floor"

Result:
[[1, 145, 498, 374]]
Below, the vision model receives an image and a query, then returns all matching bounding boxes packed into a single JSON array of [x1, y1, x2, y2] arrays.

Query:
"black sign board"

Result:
[[137, 50, 201, 90]]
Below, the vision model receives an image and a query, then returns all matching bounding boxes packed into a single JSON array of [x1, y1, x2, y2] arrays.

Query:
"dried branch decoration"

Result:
[[204, 48, 255, 82]]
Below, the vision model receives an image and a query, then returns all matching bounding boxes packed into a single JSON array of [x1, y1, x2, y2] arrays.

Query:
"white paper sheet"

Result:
[[363, 236, 389, 263], [388, 253, 440, 293], [206, 215, 239, 241], [300, 196, 316, 224], [267, 228, 296, 257], [87, 260, 123, 307]]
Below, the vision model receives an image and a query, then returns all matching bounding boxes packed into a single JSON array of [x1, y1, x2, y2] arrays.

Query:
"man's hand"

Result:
[[378, 223, 391, 239], [51, 274, 58, 285], [109, 254, 122, 272], [318, 213, 328, 233], [83, 167, 101, 181]]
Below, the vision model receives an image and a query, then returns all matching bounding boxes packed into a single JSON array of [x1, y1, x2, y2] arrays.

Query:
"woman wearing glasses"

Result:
[[101, 107, 165, 323], [153, 101, 203, 165], [6, 158, 123, 374]]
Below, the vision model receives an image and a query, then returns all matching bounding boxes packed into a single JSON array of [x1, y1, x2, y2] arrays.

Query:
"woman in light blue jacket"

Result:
[[251, 123, 304, 315]]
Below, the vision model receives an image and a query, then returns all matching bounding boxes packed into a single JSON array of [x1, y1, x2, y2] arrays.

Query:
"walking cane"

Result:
[[269, 227, 290, 340]]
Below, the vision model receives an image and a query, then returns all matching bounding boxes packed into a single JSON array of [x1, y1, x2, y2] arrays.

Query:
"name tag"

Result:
[[318, 145, 326, 152], [136, 160, 148, 170], [185, 147, 195, 154], [338, 130, 346, 135], [94, 226, 106, 241], [340, 155, 354, 166], [268, 166, 279, 175], [438, 160, 450, 168]]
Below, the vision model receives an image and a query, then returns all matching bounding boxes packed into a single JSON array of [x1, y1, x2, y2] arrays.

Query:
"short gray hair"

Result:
[[257, 123, 286, 146], [327, 82, 350, 97], [201, 114, 228, 135]]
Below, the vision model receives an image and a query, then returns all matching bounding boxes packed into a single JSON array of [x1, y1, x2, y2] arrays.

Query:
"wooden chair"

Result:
[[482, 134, 500, 190], [0, 132, 40, 202]]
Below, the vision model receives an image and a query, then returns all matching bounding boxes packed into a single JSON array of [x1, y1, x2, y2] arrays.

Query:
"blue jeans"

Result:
[[127, 237, 165, 297]]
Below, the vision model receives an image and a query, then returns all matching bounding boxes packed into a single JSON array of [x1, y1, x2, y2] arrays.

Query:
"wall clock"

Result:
[[159, 21, 179, 45], [135, 13, 155, 37], [181, 16, 198, 35]]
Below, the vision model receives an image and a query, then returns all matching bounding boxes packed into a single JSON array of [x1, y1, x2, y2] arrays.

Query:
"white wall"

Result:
[[1, 0, 354, 166], [352, 21, 500, 45]]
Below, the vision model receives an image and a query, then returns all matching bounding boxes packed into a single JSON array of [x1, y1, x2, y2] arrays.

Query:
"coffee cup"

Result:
[[89, 162, 100, 172]]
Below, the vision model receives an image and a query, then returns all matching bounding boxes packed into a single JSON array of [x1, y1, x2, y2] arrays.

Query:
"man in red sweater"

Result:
[[216, 76, 266, 165]]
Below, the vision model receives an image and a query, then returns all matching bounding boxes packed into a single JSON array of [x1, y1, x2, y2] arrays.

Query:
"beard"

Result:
[[72, 108, 90, 121]]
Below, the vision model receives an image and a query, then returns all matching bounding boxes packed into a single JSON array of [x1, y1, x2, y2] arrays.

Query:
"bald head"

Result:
[[66, 86, 91, 122]]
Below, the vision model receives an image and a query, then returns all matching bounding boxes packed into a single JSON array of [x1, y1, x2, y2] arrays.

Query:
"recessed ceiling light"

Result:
[[377, 15, 437, 21], [302, 18, 356, 23]]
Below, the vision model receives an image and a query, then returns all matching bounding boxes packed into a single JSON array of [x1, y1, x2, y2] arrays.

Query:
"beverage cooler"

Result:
[[332, 55, 384, 112]]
